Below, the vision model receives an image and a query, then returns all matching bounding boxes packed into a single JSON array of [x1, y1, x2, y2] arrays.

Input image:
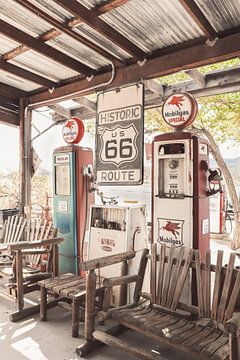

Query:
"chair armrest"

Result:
[[7, 237, 64, 253], [80, 250, 135, 271], [103, 274, 140, 287], [224, 313, 240, 335]]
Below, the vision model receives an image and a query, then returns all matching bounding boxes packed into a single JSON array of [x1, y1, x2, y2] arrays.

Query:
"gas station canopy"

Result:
[[0, 0, 240, 126]]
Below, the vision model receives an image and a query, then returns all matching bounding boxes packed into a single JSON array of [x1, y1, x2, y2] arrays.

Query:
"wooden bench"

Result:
[[0, 216, 64, 321], [77, 244, 240, 360], [38, 250, 135, 338]]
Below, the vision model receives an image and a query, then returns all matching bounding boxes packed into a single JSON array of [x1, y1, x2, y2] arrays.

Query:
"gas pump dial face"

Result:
[[169, 159, 178, 169]]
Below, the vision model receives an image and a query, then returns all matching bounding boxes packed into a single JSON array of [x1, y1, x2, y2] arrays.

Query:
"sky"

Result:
[[0, 115, 240, 173]]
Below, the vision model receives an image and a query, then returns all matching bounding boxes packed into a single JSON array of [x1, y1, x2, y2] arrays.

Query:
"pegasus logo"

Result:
[[160, 221, 181, 239], [65, 120, 75, 131], [167, 95, 185, 110]]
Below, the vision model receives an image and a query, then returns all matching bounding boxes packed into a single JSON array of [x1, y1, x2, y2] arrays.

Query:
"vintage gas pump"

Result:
[[53, 118, 93, 274], [152, 93, 210, 256]]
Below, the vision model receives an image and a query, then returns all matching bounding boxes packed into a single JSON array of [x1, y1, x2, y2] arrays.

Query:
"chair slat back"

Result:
[[151, 244, 194, 311], [150, 245, 240, 325], [26, 218, 57, 267], [1, 215, 26, 244]]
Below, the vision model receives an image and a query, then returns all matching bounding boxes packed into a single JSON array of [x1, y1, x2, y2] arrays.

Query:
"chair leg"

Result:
[[72, 298, 79, 338], [40, 286, 47, 321]]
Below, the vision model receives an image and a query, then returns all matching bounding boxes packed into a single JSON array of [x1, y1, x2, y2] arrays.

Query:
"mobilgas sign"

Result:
[[162, 93, 198, 129], [96, 83, 144, 185]]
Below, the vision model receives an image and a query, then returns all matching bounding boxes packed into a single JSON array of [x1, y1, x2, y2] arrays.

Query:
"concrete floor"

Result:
[[1, 237, 239, 360]]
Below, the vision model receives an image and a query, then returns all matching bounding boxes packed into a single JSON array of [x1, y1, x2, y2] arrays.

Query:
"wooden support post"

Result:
[[133, 249, 149, 303], [40, 286, 47, 321], [84, 269, 96, 340], [52, 244, 59, 276], [119, 260, 128, 306], [19, 98, 32, 218], [16, 250, 24, 312], [230, 334, 240, 360], [72, 298, 79, 338]]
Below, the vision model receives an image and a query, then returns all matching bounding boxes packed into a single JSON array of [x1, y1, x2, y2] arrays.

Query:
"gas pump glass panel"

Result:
[[158, 143, 185, 198], [55, 164, 70, 196]]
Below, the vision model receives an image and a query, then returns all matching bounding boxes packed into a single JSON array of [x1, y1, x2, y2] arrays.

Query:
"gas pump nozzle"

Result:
[[207, 168, 223, 196]]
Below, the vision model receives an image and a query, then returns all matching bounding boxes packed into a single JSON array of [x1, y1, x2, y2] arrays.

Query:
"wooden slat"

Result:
[[161, 246, 175, 307], [211, 250, 223, 320], [217, 252, 236, 323], [150, 243, 157, 303], [39, 219, 48, 240], [4, 217, 11, 243], [166, 321, 196, 341], [224, 269, 240, 322], [201, 334, 229, 357], [156, 244, 166, 304], [195, 250, 204, 317], [166, 246, 184, 309], [183, 327, 214, 348], [204, 250, 211, 318], [171, 248, 194, 310], [194, 329, 222, 353], [211, 343, 230, 360]]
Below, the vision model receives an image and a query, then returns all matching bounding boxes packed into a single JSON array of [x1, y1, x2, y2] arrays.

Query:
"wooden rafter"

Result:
[[178, 0, 217, 41], [0, 60, 56, 89], [185, 69, 206, 87], [54, 0, 145, 59], [0, 19, 92, 76], [73, 97, 96, 112], [14, 0, 122, 64], [94, 0, 130, 15], [29, 31, 240, 107], [0, 109, 19, 127], [2, 0, 129, 63], [0, 82, 26, 99]]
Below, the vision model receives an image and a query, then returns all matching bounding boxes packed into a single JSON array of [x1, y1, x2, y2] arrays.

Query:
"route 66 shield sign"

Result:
[[96, 83, 144, 186], [99, 124, 138, 166]]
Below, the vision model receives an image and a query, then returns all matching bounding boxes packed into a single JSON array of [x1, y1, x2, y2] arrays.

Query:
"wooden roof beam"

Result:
[[48, 104, 71, 119], [0, 109, 19, 127], [0, 19, 92, 76], [14, 0, 122, 64], [3, 0, 129, 62], [55, 0, 146, 59], [144, 80, 165, 97], [0, 82, 26, 99], [94, 0, 130, 15], [73, 97, 96, 112], [29, 31, 240, 107], [184, 69, 206, 87], [178, 0, 217, 41], [0, 60, 56, 89]]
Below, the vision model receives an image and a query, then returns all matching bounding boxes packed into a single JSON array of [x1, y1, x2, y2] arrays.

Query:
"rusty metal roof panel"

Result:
[[99, 0, 204, 52], [0, 35, 21, 55], [0, 0, 51, 37], [0, 70, 38, 91], [9, 50, 79, 82], [48, 33, 110, 69], [195, 0, 240, 32], [74, 24, 131, 61]]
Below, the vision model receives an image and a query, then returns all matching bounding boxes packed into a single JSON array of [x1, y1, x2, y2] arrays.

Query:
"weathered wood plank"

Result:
[[156, 244, 166, 305], [161, 246, 175, 307], [195, 250, 204, 317], [204, 250, 211, 318], [217, 252, 236, 323], [150, 244, 157, 303], [211, 250, 223, 320]]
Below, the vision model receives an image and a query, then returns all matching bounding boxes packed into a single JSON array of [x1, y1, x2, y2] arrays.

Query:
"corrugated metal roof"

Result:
[[101, 0, 204, 52], [10, 51, 79, 83], [195, 0, 240, 32], [0, 69, 38, 91], [0, 0, 240, 103], [0, 0, 51, 37]]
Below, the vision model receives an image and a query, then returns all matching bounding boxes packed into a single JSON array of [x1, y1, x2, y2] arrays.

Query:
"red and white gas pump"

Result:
[[152, 93, 210, 256]]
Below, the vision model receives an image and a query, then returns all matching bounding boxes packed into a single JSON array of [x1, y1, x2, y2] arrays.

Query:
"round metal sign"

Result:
[[62, 117, 84, 144], [162, 93, 198, 129]]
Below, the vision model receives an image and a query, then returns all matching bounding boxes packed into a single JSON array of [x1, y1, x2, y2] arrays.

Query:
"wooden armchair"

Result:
[[0, 215, 64, 321]]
